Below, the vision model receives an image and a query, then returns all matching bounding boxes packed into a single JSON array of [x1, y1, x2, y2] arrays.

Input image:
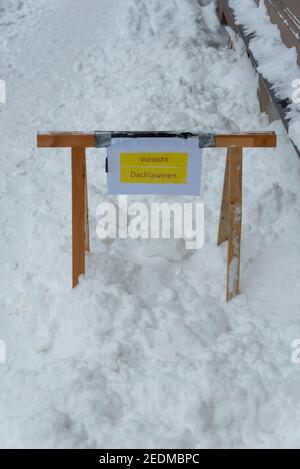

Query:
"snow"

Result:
[[228, 0, 300, 150], [228, 256, 239, 298], [1, 0, 300, 449]]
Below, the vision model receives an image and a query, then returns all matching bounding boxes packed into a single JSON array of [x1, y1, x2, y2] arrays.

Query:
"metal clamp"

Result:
[[198, 132, 215, 148], [95, 131, 215, 148], [94, 131, 111, 148]]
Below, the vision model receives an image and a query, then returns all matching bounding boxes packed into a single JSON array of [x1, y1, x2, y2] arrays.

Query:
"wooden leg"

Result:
[[226, 146, 243, 302], [72, 147, 86, 288], [85, 161, 90, 252], [217, 150, 229, 246]]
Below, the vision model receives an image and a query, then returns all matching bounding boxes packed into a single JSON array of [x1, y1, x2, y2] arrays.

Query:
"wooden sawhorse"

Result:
[[37, 131, 276, 301]]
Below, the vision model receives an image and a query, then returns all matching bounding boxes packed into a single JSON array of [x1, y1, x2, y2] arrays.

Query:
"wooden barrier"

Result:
[[37, 131, 276, 301]]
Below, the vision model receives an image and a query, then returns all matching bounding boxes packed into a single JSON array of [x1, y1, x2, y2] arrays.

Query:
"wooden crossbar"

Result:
[[37, 131, 276, 301], [37, 131, 276, 148]]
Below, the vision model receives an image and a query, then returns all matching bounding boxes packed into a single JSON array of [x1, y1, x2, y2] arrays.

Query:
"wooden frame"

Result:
[[217, 147, 243, 301], [37, 131, 276, 301]]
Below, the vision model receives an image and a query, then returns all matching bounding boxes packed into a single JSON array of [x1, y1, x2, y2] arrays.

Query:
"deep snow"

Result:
[[1, 0, 300, 449]]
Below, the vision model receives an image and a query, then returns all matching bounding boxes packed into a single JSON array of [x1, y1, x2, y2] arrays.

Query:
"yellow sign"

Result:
[[120, 152, 188, 184]]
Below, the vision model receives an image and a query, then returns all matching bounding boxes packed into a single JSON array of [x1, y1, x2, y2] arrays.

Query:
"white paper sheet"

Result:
[[107, 137, 202, 195]]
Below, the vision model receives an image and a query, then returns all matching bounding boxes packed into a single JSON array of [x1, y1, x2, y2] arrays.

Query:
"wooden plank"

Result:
[[214, 133, 276, 148], [217, 150, 229, 245], [72, 147, 86, 288], [38, 133, 96, 148], [227, 146, 243, 301], [37, 131, 276, 148]]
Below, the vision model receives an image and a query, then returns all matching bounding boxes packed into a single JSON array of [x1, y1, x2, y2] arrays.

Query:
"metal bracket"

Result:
[[95, 130, 215, 148], [198, 132, 215, 148], [94, 131, 111, 148]]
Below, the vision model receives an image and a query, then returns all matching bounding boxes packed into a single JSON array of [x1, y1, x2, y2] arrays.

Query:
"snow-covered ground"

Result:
[[1, 0, 300, 449]]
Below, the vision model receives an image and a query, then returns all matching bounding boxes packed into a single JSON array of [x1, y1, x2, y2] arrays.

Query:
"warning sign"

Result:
[[107, 137, 202, 195], [120, 152, 188, 184]]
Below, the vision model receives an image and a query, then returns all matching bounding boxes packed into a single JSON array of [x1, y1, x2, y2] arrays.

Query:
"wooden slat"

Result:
[[227, 146, 243, 302], [37, 131, 276, 148], [217, 150, 229, 245], [38, 133, 96, 148], [72, 147, 86, 288], [214, 133, 276, 148]]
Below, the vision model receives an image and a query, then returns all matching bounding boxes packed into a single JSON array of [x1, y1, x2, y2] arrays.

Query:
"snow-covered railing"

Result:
[[218, 0, 300, 157], [262, 0, 300, 65]]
